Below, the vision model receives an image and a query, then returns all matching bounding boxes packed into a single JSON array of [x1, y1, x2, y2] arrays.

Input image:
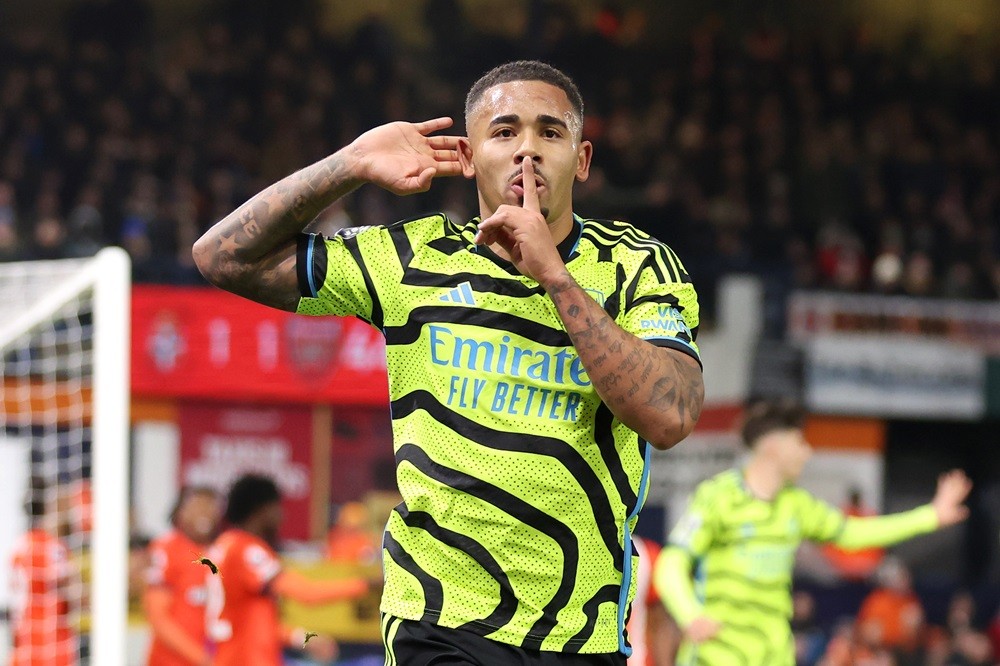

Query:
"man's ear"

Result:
[[458, 138, 476, 179], [575, 140, 593, 182]]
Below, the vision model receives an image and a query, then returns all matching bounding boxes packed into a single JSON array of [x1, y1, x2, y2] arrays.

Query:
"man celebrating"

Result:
[[655, 400, 972, 665], [194, 61, 703, 663]]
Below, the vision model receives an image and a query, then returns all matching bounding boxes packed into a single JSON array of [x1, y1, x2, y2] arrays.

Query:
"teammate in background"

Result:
[[143, 486, 221, 666], [8, 478, 78, 666], [194, 59, 703, 663], [206, 474, 369, 666], [655, 400, 973, 666], [821, 486, 885, 581], [626, 536, 679, 666]]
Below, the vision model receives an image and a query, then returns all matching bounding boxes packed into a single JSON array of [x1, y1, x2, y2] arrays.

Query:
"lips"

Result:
[[510, 175, 544, 196]]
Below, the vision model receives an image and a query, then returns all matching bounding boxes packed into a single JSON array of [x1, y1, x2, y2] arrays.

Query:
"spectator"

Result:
[[792, 590, 827, 666], [822, 487, 886, 582], [856, 557, 927, 663], [0, 8, 997, 317]]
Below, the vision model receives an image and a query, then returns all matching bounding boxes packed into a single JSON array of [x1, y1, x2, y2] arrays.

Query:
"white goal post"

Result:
[[0, 247, 130, 666]]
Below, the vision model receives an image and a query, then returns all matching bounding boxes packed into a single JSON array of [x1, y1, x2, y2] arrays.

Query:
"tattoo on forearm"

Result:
[[549, 276, 704, 443]]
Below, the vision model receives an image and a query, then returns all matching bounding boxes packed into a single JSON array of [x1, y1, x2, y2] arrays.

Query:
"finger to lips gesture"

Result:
[[350, 117, 463, 195], [476, 158, 562, 284]]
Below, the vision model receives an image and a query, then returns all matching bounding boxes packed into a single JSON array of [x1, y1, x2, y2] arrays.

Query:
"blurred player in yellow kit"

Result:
[[656, 400, 972, 665]]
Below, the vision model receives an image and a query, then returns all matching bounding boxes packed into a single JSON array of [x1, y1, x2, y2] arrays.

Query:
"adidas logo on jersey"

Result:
[[439, 281, 476, 306]]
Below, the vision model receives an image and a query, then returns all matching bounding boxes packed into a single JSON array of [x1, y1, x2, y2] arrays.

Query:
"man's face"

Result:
[[178, 492, 221, 544], [461, 80, 592, 225], [770, 428, 813, 482], [261, 502, 284, 547]]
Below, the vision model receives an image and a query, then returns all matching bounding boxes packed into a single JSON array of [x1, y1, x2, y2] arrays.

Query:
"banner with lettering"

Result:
[[132, 286, 388, 404], [178, 402, 312, 540]]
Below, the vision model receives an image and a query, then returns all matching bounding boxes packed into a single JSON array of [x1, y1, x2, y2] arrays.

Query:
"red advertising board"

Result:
[[132, 286, 388, 404], [179, 402, 313, 540]]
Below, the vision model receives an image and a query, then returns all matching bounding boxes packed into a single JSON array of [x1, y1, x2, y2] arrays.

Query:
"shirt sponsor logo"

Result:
[[428, 325, 590, 421]]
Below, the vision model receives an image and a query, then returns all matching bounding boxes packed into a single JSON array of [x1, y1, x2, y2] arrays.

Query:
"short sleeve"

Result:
[[668, 489, 715, 557], [241, 543, 282, 593], [294, 226, 397, 327], [619, 247, 700, 367], [794, 490, 847, 543]]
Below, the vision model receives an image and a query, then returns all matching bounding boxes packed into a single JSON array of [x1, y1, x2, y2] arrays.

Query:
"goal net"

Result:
[[0, 248, 130, 666]]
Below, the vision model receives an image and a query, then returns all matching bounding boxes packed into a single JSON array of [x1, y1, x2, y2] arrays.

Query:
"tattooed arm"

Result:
[[193, 118, 462, 311], [545, 276, 703, 449]]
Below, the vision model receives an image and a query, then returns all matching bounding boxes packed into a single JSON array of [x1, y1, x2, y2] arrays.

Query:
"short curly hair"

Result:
[[465, 60, 584, 130], [224, 474, 280, 526]]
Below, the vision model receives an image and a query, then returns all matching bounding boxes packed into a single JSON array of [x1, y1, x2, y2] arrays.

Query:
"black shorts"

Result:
[[381, 615, 627, 666]]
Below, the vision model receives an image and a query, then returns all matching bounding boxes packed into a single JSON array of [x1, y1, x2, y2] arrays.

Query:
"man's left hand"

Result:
[[932, 469, 972, 527]]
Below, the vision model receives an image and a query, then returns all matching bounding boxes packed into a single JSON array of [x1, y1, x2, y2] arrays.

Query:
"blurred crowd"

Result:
[[793, 559, 1000, 666], [0, 0, 998, 328]]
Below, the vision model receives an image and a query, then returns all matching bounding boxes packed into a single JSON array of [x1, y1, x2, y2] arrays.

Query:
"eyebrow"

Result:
[[488, 114, 570, 131]]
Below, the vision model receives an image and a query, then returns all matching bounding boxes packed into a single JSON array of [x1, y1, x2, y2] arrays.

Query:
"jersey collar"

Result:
[[471, 215, 583, 270]]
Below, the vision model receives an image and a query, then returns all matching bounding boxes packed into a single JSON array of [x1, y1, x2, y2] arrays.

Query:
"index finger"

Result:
[[521, 158, 541, 213], [413, 117, 454, 134]]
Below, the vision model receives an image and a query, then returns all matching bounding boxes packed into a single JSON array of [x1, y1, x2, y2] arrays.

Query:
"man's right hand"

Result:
[[685, 615, 722, 644], [347, 118, 463, 195]]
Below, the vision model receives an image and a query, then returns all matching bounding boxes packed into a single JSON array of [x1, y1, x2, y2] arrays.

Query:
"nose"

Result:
[[514, 138, 540, 165]]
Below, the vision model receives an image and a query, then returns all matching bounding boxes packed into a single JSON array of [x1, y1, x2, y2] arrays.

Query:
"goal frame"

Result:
[[0, 247, 131, 665]]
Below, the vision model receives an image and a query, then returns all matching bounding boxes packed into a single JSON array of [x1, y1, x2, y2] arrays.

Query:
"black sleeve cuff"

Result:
[[296, 233, 327, 298]]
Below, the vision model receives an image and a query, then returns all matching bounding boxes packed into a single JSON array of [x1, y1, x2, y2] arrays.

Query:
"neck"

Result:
[[180, 527, 211, 547], [743, 453, 786, 501], [236, 520, 265, 540]]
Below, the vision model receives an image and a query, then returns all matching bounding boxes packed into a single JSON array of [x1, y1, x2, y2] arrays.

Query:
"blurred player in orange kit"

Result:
[[144, 486, 222, 666], [324, 501, 379, 565], [206, 474, 370, 666], [8, 479, 78, 666], [626, 536, 678, 666]]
